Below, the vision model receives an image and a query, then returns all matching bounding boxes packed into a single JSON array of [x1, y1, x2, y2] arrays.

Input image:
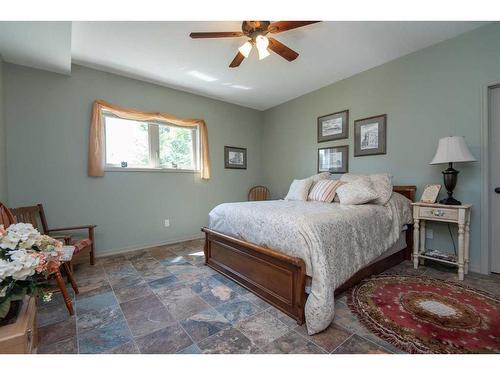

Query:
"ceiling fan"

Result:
[[189, 21, 320, 68]]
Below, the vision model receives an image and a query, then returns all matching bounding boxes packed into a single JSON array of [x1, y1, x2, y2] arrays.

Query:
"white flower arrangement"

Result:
[[0, 223, 64, 319]]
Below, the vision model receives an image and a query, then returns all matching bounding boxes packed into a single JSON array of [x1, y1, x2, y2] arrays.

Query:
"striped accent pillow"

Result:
[[308, 180, 344, 202]]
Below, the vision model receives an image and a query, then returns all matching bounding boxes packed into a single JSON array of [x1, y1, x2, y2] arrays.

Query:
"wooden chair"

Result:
[[0, 202, 16, 227], [0, 202, 79, 315], [10, 204, 96, 266], [248, 186, 271, 201]]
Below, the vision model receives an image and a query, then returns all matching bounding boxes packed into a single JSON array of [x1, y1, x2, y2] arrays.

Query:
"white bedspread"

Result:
[[208, 193, 412, 334]]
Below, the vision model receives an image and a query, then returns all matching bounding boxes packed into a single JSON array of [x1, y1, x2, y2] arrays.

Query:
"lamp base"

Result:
[[441, 162, 461, 205], [439, 196, 462, 205]]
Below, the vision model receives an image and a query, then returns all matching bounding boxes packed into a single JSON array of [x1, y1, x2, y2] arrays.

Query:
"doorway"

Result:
[[489, 85, 500, 274]]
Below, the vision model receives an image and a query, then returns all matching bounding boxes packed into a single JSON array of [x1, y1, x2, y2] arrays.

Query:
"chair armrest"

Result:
[[48, 225, 97, 232], [51, 235, 72, 245]]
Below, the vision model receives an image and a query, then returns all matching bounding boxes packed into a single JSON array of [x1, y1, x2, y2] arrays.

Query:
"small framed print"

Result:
[[318, 145, 349, 174], [354, 114, 387, 157], [224, 146, 247, 169], [317, 110, 349, 142], [420, 184, 442, 203]]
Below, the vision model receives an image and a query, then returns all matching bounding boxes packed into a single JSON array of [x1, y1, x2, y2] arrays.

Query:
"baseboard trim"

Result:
[[468, 264, 482, 274], [96, 233, 204, 258]]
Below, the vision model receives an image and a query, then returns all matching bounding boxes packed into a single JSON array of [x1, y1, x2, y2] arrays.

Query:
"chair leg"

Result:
[[90, 244, 95, 266], [54, 269, 74, 315], [63, 262, 79, 295]]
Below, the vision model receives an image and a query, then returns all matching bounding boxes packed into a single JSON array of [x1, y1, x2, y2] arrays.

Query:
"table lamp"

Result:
[[430, 136, 476, 205]]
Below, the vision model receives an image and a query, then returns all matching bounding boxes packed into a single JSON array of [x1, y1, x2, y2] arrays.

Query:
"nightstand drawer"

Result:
[[419, 207, 458, 221]]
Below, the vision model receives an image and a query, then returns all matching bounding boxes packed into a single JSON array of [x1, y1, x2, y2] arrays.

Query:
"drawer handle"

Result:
[[431, 209, 445, 217]]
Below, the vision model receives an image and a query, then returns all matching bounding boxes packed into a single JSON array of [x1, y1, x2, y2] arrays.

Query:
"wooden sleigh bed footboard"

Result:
[[202, 185, 416, 325]]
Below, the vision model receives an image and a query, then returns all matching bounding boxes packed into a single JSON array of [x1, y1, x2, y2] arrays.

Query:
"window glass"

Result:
[[105, 116, 150, 167], [158, 125, 196, 170]]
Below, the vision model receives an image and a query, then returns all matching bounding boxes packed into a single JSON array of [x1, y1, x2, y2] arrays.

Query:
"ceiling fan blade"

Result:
[[268, 38, 299, 62], [229, 52, 245, 68], [268, 21, 320, 34], [190, 32, 244, 39]]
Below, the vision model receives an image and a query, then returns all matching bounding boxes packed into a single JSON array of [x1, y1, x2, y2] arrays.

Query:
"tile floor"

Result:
[[36, 239, 500, 354]]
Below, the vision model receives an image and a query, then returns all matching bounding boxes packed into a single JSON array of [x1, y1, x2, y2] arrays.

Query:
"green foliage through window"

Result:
[[159, 125, 195, 169], [104, 114, 198, 170]]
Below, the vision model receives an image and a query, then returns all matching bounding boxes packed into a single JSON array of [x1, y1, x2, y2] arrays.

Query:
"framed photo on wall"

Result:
[[317, 110, 349, 142], [318, 145, 349, 174], [354, 114, 387, 156], [224, 146, 247, 169]]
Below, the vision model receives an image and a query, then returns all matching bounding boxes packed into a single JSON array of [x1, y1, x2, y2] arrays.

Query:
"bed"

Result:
[[202, 185, 416, 334]]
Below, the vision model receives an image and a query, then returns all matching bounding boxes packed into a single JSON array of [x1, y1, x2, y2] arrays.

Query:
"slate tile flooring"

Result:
[[36, 239, 500, 354]]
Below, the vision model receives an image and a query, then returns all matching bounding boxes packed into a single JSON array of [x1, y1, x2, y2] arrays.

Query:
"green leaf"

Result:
[[0, 298, 12, 319]]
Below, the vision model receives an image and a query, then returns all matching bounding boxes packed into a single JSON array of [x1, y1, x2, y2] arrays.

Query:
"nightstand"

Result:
[[411, 202, 472, 280]]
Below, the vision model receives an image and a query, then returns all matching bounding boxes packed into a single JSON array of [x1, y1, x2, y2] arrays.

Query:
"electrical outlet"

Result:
[[426, 229, 433, 239], [164, 219, 170, 228]]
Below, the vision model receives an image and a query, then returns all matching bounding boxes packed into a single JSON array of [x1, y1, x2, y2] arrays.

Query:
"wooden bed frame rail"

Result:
[[202, 185, 416, 325]]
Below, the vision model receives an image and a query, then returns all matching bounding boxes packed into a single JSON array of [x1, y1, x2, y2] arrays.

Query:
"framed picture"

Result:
[[354, 114, 387, 156], [317, 110, 349, 142], [317, 145, 349, 174], [224, 146, 247, 169], [420, 184, 442, 203]]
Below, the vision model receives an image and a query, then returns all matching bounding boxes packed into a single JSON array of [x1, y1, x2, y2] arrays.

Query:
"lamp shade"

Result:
[[430, 136, 476, 165]]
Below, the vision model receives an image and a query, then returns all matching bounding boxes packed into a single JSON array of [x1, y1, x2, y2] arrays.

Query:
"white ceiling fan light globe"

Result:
[[238, 41, 252, 58], [256, 35, 270, 60], [257, 47, 270, 60]]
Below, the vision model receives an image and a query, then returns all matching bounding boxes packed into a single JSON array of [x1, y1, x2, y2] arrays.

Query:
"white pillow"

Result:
[[284, 178, 313, 201], [370, 174, 393, 205], [308, 172, 331, 183], [340, 173, 393, 205], [336, 180, 379, 205]]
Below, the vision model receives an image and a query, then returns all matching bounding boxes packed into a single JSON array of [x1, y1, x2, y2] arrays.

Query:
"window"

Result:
[[103, 112, 200, 171]]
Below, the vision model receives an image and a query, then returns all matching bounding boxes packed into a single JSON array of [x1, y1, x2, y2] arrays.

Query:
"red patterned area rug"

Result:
[[348, 275, 500, 354]]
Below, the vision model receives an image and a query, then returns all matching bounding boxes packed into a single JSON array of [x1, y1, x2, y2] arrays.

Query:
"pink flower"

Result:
[[34, 253, 48, 273], [0, 225, 6, 236]]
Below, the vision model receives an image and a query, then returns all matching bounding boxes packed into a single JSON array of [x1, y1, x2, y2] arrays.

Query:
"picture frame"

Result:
[[354, 114, 387, 157], [420, 184, 442, 203], [224, 146, 247, 169], [317, 110, 349, 142], [317, 145, 349, 174]]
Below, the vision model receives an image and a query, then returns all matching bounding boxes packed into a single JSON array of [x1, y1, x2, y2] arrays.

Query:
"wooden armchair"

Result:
[[0, 202, 16, 227], [10, 204, 96, 266], [248, 186, 270, 201], [0, 202, 79, 315]]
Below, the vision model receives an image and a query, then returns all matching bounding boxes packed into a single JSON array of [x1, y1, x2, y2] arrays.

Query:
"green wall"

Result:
[[0, 56, 6, 204], [4, 64, 264, 254], [262, 23, 500, 272], [3, 23, 498, 270]]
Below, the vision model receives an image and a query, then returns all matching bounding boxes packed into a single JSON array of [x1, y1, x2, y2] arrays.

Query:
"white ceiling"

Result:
[[0, 21, 72, 75], [0, 21, 486, 110]]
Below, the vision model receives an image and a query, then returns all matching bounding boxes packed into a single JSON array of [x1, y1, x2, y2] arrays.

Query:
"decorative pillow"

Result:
[[308, 180, 344, 202], [284, 178, 313, 201], [370, 174, 393, 205], [340, 173, 393, 205], [307, 172, 331, 183], [336, 180, 379, 205]]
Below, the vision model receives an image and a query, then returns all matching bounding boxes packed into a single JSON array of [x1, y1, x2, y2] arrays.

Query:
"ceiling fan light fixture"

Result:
[[257, 47, 270, 60], [190, 21, 319, 68], [255, 35, 270, 60], [238, 41, 252, 58]]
